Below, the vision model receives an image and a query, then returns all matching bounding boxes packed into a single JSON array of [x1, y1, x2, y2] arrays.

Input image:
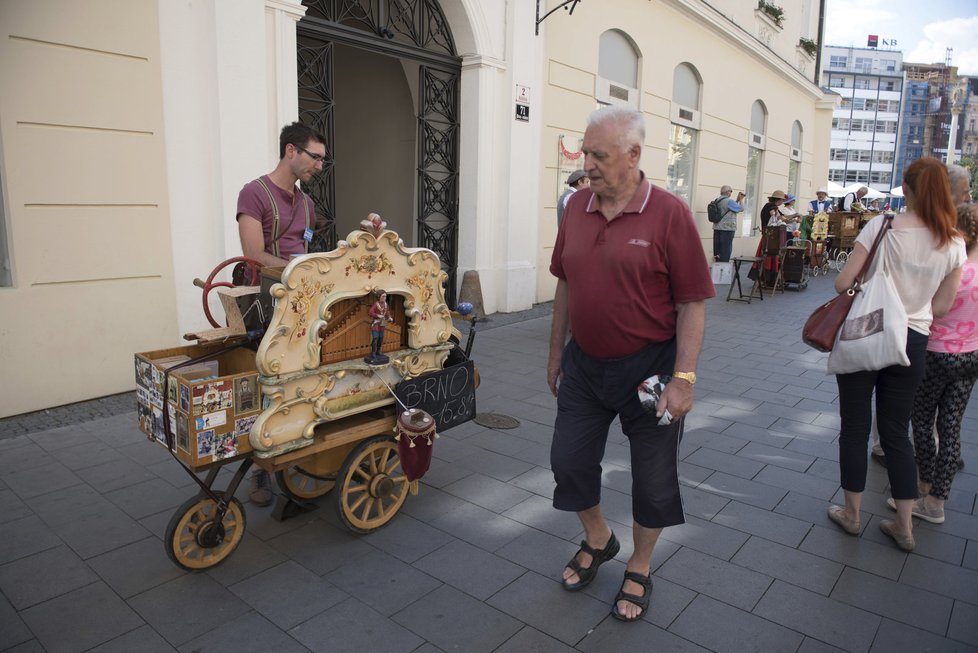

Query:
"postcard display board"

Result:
[[135, 343, 261, 469]]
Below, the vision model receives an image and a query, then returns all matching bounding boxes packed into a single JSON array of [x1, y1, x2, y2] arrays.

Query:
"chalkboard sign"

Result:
[[394, 360, 476, 432]]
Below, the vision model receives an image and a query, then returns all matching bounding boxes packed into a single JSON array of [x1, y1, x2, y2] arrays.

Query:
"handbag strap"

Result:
[[848, 214, 893, 293]]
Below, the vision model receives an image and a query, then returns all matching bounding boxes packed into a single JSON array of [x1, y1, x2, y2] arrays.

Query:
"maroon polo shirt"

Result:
[[550, 174, 715, 359]]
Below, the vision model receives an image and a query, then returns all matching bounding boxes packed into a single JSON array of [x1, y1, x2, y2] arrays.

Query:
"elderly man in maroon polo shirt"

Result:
[[547, 106, 715, 622]]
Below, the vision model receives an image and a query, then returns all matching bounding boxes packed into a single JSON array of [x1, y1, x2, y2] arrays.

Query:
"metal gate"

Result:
[[298, 0, 461, 304]]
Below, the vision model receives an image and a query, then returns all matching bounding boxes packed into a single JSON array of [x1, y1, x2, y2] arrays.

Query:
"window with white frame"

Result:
[[744, 100, 767, 230], [666, 63, 701, 206], [788, 121, 803, 198], [829, 55, 847, 68], [854, 57, 873, 73], [596, 30, 640, 107]]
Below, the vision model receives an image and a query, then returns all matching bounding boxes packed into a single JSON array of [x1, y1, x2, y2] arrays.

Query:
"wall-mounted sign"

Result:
[[516, 84, 530, 104], [515, 104, 529, 122]]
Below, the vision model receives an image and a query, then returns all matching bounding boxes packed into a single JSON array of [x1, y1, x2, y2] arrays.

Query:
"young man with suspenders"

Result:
[[236, 121, 325, 505]]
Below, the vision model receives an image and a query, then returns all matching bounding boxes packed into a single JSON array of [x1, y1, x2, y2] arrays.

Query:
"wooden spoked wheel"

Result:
[[276, 465, 336, 501], [336, 435, 410, 534], [164, 492, 246, 571]]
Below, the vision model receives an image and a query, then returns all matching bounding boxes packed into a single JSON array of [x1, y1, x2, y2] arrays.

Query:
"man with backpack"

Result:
[[708, 185, 744, 262]]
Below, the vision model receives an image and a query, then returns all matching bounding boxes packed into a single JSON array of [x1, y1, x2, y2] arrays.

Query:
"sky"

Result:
[[823, 0, 978, 76]]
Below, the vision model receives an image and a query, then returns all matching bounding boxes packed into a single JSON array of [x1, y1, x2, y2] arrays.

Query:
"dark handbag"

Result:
[[801, 215, 893, 352], [802, 291, 858, 352]]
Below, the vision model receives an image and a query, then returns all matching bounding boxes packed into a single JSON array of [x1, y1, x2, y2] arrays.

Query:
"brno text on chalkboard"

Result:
[[394, 360, 476, 432]]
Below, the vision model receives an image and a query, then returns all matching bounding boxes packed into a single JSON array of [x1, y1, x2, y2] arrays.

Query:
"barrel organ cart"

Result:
[[135, 219, 476, 570]]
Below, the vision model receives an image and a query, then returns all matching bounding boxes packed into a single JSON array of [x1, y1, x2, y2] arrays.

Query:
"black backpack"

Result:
[[707, 197, 726, 223]]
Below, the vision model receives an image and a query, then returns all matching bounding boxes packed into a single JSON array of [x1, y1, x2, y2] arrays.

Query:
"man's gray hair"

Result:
[[720, 185, 732, 195], [587, 105, 645, 149]]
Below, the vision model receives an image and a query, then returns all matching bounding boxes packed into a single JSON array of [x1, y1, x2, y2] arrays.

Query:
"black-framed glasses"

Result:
[[295, 145, 325, 163]]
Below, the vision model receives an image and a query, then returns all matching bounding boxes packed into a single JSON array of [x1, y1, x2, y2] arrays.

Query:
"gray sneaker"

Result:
[[885, 497, 944, 524], [249, 469, 273, 507]]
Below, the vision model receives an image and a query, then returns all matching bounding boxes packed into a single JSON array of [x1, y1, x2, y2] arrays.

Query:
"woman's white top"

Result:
[[856, 213, 966, 335]]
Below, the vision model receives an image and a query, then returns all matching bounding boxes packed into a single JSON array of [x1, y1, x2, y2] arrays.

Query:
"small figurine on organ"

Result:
[[365, 290, 394, 365]]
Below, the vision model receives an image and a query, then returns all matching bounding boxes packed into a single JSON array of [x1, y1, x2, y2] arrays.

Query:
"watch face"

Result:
[[674, 372, 696, 385]]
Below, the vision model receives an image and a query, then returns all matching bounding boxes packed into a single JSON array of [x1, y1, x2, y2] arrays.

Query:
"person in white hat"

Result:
[[557, 169, 590, 226], [809, 187, 833, 216]]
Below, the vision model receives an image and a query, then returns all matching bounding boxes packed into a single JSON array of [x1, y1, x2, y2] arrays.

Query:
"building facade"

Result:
[[900, 61, 963, 175], [0, 0, 834, 417], [821, 45, 903, 193], [963, 79, 978, 161]]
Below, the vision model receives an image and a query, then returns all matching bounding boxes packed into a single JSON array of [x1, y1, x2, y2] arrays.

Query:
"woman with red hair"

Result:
[[827, 158, 965, 552]]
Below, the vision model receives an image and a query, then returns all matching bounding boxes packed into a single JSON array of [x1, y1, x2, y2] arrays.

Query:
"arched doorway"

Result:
[[297, 0, 461, 303]]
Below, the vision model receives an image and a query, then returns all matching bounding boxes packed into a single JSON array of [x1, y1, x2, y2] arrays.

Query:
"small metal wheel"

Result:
[[811, 265, 820, 277], [335, 435, 410, 534], [164, 492, 246, 571], [836, 251, 849, 267], [276, 465, 336, 501]]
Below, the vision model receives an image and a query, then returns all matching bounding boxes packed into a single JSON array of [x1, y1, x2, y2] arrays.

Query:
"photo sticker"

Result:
[[197, 429, 215, 458], [195, 410, 227, 431], [192, 380, 233, 415], [176, 415, 189, 453], [214, 432, 237, 460], [235, 415, 257, 437], [234, 375, 258, 414], [167, 377, 178, 405], [135, 359, 153, 390], [179, 384, 190, 412]]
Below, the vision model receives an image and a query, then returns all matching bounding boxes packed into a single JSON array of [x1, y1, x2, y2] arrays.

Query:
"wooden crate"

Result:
[[135, 343, 260, 470]]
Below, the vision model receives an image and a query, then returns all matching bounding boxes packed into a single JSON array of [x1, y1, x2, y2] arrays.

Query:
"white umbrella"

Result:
[[826, 181, 847, 197], [890, 186, 904, 197]]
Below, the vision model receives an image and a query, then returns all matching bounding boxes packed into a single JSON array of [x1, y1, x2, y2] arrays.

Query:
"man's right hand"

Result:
[[547, 356, 562, 397]]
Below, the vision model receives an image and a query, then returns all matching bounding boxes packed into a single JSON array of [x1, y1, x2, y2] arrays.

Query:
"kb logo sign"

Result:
[[868, 35, 898, 47]]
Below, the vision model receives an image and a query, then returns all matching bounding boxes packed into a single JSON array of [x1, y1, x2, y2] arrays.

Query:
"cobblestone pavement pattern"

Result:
[[1, 271, 977, 652]]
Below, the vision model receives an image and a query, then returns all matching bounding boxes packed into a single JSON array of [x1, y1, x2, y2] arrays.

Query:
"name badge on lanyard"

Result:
[[303, 227, 314, 242]]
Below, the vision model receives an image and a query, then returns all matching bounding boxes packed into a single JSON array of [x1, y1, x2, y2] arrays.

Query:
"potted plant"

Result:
[[757, 0, 784, 28], [798, 37, 817, 57]]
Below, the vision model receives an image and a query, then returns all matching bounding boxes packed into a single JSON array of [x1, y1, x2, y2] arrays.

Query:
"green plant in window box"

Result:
[[758, 0, 784, 28], [799, 38, 817, 57]]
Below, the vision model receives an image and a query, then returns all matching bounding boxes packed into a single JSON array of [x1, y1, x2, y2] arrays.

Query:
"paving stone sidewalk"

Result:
[[1, 270, 977, 652]]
